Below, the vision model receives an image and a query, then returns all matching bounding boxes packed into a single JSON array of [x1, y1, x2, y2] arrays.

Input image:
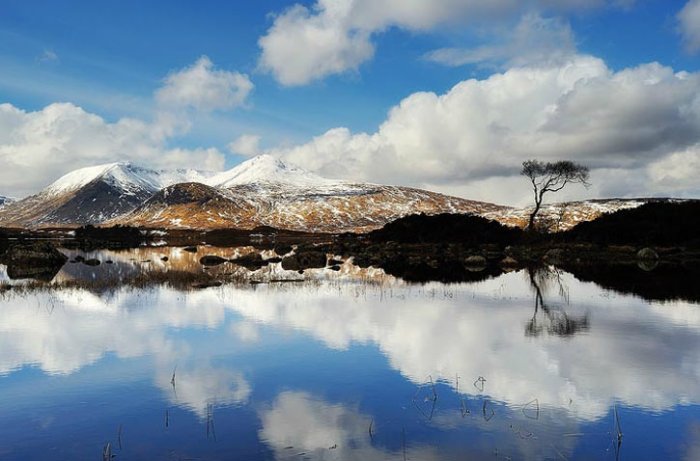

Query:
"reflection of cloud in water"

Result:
[[158, 366, 250, 419], [259, 391, 439, 461], [0, 286, 249, 420], [0, 288, 226, 374], [230, 320, 260, 343], [1, 272, 700, 423], [227, 272, 700, 420]]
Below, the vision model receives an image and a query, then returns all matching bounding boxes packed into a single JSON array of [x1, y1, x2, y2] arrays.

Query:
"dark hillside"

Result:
[[369, 213, 522, 245], [562, 201, 700, 246]]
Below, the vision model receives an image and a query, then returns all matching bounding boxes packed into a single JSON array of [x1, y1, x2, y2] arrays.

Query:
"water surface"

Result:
[[1, 247, 699, 460]]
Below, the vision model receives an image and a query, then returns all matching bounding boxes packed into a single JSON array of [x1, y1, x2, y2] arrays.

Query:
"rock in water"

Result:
[[281, 251, 327, 272], [199, 255, 228, 266], [0, 242, 68, 281], [230, 253, 268, 271]]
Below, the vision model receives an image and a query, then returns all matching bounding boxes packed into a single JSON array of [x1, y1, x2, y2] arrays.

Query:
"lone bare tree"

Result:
[[521, 160, 590, 230]]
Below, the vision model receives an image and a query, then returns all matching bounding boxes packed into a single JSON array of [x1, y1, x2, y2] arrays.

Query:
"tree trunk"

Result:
[[527, 201, 541, 230]]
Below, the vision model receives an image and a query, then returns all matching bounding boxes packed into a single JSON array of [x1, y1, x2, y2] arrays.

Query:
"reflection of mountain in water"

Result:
[[565, 263, 700, 303], [4, 244, 700, 307]]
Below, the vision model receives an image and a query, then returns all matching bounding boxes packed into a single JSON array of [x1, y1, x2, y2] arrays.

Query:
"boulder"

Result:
[[1, 242, 67, 265], [231, 253, 268, 270], [500, 256, 519, 267], [464, 255, 487, 267], [1, 242, 68, 281], [199, 255, 228, 266], [281, 251, 327, 272], [273, 244, 293, 256]]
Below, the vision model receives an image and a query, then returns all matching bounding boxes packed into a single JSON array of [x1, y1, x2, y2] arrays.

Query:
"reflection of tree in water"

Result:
[[525, 266, 590, 338]]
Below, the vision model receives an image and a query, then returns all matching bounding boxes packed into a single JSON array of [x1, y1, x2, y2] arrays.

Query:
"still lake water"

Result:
[[1, 247, 699, 460]]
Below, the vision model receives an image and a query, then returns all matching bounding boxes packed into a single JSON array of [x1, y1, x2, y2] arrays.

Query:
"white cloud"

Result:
[[0, 57, 253, 197], [258, 0, 510, 85], [679, 0, 700, 53], [646, 144, 700, 197], [258, 4, 374, 86], [268, 56, 700, 205], [0, 102, 225, 197], [425, 14, 576, 68], [259, 0, 635, 85], [228, 134, 261, 157], [156, 56, 253, 111]]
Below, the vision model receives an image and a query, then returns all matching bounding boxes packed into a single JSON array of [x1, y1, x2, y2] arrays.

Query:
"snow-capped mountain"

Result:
[[208, 155, 336, 189], [0, 156, 508, 231], [113, 155, 507, 232], [0, 162, 216, 227], [115, 181, 505, 232], [0, 155, 665, 233], [44, 162, 215, 197]]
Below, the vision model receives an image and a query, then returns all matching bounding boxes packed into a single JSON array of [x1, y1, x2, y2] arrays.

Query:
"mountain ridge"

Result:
[[0, 155, 683, 233]]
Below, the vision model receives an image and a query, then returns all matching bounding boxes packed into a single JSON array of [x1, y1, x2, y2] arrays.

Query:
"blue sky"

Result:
[[1, 0, 700, 204]]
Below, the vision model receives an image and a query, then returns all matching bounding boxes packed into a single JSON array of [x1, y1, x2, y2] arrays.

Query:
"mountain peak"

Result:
[[210, 154, 336, 188], [44, 162, 137, 195], [43, 162, 219, 197]]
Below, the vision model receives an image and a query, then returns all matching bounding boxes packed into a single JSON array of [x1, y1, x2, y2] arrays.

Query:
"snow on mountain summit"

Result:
[[45, 163, 151, 196], [209, 154, 341, 188], [44, 162, 215, 197], [1, 154, 509, 231], [42, 155, 336, 198]]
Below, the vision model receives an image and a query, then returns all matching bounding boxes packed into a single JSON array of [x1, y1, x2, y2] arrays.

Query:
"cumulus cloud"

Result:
[[0, 102, 225, 197], [268, 56, 700, 205], [228, 134, 261, 157], [425, 14, 576, 68], [259, 0, 635, 85], [156, 56, 253, 111], [647, 144, 700, 197], [0, 57, 253, 197], [678, 0, 700, 53], [258, 4, 374, 86], [258, 0, 510, 85]]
